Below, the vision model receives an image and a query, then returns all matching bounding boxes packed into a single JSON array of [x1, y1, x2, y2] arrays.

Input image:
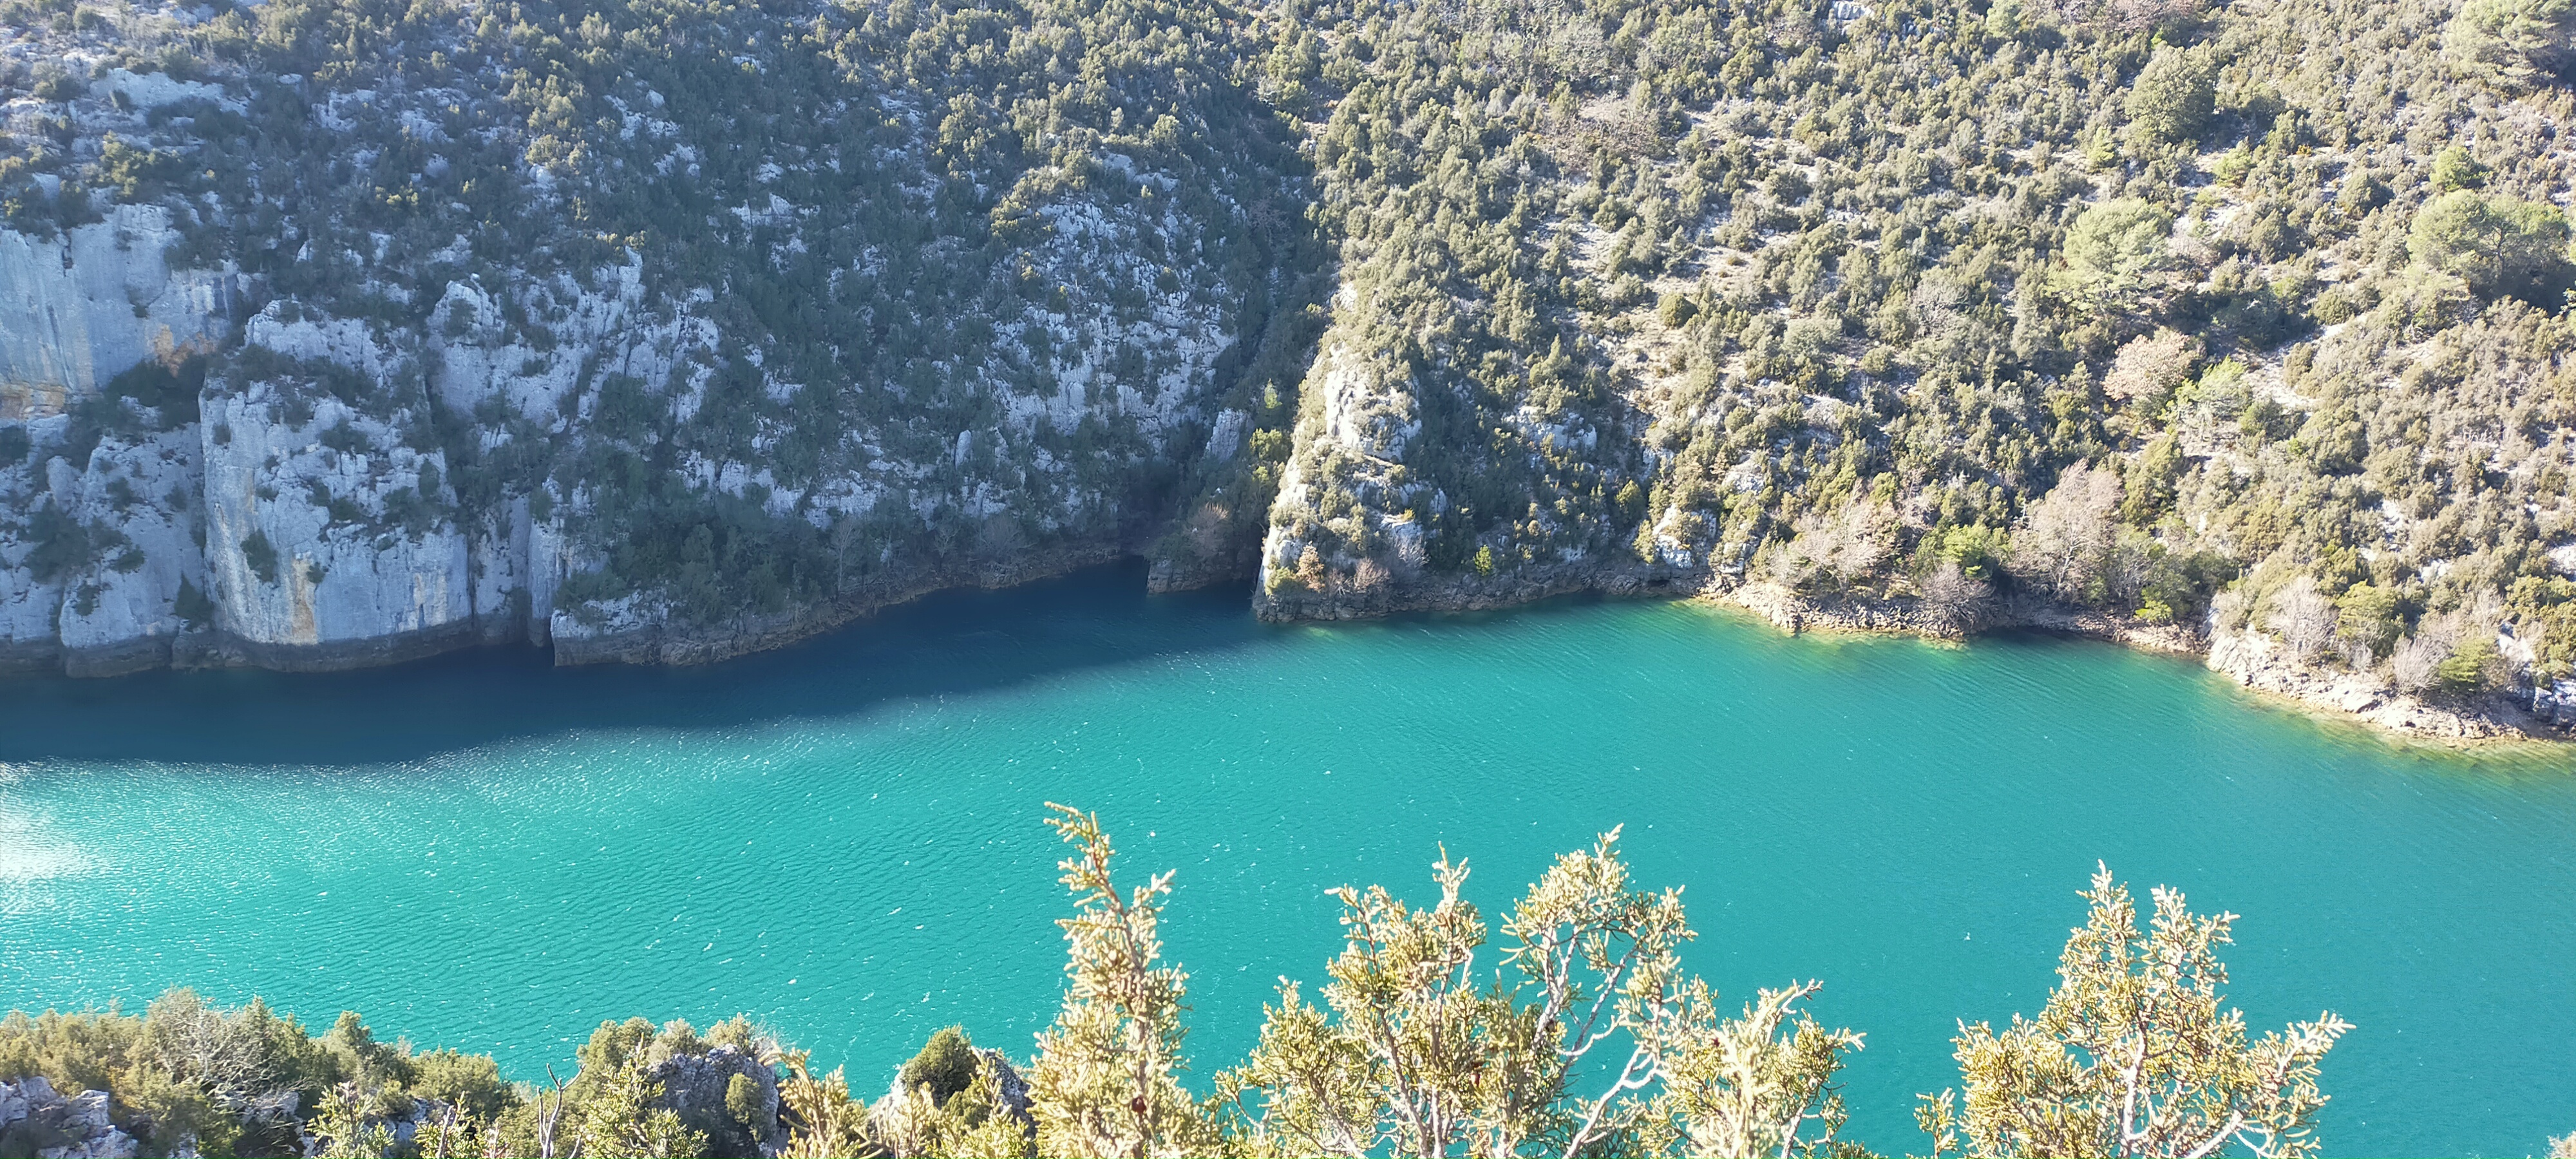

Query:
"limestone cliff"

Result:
[[0, 0, 1316, 673], [0, 202, 238, 421], [10, 0, 2576, 749]]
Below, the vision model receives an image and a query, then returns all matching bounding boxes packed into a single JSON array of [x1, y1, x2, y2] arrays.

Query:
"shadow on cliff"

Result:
[[0, 560, 1271, 765]]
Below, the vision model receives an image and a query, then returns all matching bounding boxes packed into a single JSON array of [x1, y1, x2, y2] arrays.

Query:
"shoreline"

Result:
[[6, 551, 2567, 749], [1242, 555, 2568, 748], [1697, 580, 2566, 749]]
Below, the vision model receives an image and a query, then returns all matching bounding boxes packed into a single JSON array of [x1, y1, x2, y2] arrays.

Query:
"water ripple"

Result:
[[0, 589, 2571, 1156]]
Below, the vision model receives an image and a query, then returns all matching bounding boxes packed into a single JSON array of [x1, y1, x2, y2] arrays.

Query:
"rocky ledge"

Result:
[[1250, 559, 1698, 623], [550, 543, 1135, 666], [0, 1077, 142, 1159], [1711, 580, 2568, 746]]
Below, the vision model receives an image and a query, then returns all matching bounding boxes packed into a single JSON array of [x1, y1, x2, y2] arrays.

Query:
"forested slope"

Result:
[[1251, 0, 2576, 735], [7, 0, 2576, 736]]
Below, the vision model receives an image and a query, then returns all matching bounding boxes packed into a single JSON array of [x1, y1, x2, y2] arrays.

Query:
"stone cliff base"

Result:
[[1711, 581, 2558, 746], [551, 545, 1135, 666]]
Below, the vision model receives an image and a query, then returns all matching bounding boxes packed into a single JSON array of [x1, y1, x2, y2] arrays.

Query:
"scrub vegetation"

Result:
[[8, 0, 2576, 738], [0, 807, 2384, 1158]]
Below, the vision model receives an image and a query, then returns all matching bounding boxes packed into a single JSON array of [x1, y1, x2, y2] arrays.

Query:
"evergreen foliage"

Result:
[[11, 0, 2576, 711], [0, 811, 2392, 1158]]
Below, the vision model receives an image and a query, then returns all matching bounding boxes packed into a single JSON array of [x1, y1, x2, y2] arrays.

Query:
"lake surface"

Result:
[[3, 563, 2572, 1156]]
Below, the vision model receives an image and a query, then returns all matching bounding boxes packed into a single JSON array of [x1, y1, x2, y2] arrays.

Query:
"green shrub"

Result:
[[2408, 190, 2572, 303], [898, 1026, 979, 1106], [2439, 634, 2503, 693], [725, 1071, 763, 1126], [2064, 199, 2174, 292], [413, 1048, 514, 1120], [2125, 47, 2216, 145], [242, 531, 278, 584], [2432, 146, 2491, 192]]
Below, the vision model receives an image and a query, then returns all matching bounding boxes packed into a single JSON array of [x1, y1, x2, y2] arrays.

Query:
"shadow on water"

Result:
[[0, 560, 1269, 766]]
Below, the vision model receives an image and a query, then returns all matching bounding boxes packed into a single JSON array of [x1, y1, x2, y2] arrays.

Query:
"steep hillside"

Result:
[[0, 0, 1321, 671], [9, 0, 2576, 737], [1247, 0, 2576, 736]]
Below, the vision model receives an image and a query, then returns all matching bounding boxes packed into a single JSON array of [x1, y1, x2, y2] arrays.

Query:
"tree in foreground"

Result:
[[0, 820, 2356, 1158], [776, 1050, 869, 1159], [1917, 864, 2350, 1158], [1214, 827, 1864, 1158], [566, 1040, 703, 1159], [1023, 803, 1221, 1159]]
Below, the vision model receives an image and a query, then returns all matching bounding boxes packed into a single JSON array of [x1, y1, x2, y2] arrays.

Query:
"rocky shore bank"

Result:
[[1709, 580, 2568, 746]]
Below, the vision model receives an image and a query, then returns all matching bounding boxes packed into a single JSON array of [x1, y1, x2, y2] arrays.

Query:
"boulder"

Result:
[[0, 1077, 140, 1159]]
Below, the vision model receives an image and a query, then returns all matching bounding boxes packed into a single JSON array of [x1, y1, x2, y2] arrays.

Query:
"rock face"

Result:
[[55, 425, 207, 675], [2202, 628, 2533, 741], [0, 205, 238, 421], [194, 310, 476, 670], [0, 1077, 143, 1159], [0, 16, 1311, 677], [647, 1044, 782, 1156]]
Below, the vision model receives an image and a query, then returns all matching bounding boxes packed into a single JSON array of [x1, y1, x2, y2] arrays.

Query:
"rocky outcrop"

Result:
[[195, 316, 477, 671], [2203, 628, 2539, 741], [1710, 580, 2551, 743], [55, 426, 209, 675], [647, 1044, 782, 1156], [0, 207, 238, 421], [1721, 580, 1960, 639], [0, 1077, 142, 1159], [0, 412, 71, 674], [862, 1048, 1035, 1146]]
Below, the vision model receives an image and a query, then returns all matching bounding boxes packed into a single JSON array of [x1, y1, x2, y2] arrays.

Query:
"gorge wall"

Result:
[[8, 0, 2576, 739]]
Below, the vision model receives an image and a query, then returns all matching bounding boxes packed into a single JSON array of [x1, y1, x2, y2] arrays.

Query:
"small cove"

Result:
[[3, 563, 2572, 1156]]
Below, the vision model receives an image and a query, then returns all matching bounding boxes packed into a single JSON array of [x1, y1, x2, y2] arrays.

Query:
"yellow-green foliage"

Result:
[[0, 811, 2370, 1159]]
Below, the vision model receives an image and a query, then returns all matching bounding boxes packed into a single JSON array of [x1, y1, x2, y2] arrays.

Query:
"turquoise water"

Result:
[[3, 564, 2573, 1156]]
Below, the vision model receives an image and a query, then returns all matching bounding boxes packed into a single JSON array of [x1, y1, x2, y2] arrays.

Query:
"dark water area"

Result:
[[0, 561, 1263, 764], [3, 561, 2572, 1156]]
